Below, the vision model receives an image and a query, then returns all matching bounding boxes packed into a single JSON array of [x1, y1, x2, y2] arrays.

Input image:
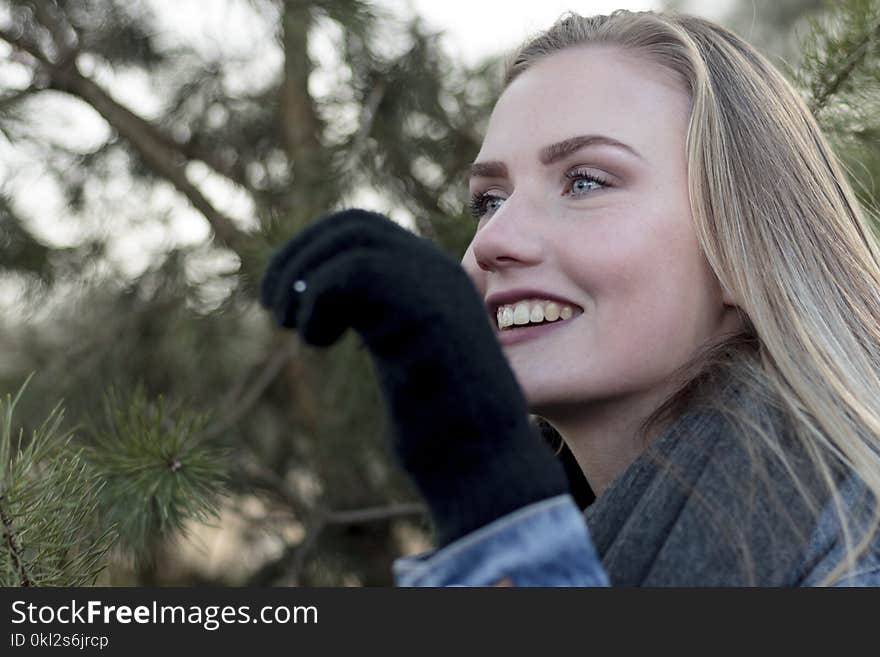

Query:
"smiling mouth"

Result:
[[498, 314, 577, 331], [493, 299, 584, 331], [495, 314, 579, 346]]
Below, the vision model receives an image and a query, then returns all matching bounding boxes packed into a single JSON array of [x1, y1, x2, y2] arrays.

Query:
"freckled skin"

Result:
[[460, 46, 744, 491]]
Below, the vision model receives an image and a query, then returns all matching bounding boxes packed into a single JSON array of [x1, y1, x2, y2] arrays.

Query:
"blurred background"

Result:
[[1, 0, 878, 585]]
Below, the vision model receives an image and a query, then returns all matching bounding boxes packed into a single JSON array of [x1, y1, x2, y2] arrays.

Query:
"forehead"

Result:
[[479, 45, 690, 161]]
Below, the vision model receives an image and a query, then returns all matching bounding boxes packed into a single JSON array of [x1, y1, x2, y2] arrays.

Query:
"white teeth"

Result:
[[496, 299, 578, 330]]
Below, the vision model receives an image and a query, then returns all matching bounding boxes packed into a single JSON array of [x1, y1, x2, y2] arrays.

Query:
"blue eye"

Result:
[[469, 192, 505, 219], [565, 169, 608, 196]]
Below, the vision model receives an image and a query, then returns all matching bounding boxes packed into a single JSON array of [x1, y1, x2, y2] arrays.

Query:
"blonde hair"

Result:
[[514, 10, 880, 585]]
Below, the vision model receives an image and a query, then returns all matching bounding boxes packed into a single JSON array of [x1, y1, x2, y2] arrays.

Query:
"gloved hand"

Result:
[[259, 209, 571, 547]]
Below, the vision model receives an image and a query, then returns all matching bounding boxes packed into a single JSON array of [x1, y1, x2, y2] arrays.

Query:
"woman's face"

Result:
[[461, 45, 742, 418]]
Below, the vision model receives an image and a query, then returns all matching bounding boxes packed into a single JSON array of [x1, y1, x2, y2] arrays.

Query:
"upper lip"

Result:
[[485, 288, 584, 316]]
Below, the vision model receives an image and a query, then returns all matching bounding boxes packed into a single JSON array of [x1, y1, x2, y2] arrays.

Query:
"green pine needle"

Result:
[[0, 375, 116, 586], [81, 383, 231, 562]]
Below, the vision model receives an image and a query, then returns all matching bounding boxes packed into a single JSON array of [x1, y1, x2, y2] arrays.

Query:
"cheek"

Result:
[[579, 214, 713, 371], [460, 246, 484, 289]]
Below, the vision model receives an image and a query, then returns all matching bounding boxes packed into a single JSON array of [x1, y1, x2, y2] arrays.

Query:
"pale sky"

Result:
[[403, 0, 660, 63], [379, 1, 738, 64]]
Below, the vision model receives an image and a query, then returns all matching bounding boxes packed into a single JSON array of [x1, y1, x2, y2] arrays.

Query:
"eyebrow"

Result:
[[469, 134, 643, 180]]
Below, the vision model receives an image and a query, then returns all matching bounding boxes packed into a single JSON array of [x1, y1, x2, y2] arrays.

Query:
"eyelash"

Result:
[[468, 169, 610, 219]]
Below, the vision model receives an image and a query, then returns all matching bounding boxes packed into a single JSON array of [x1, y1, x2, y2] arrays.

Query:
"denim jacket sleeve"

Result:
[[392, 494, 610, 587]]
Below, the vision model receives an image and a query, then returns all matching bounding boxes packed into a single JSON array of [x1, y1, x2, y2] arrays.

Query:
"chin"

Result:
[[522, 388, 570, 417], [523, 379, 603, 419]]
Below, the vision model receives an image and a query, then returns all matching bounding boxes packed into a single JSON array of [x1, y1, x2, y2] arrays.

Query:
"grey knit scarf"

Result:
[[582, 378, 842, 586]]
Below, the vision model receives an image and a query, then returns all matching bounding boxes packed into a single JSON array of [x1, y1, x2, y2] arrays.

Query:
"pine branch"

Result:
[[29, 0, 79, 65], [51, 70, 247, 247], [0, 494, 32, 586], [0, 376, 117, 586], [324, 502, 425, 526], [176, 137, 255, 193], [247, 501, 426, 585], [809, 13, 880, 114], [279, 1, 323, 169], [0, 30, 252, 260], [349, 79, 386, 159], [797, 0, 880, 116], [0, 27, 50, 65], [82, 384, 231, 561], [201, 337, 301, 441]]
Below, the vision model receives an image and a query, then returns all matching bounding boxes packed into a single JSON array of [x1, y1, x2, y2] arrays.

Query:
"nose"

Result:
[[467, 194, 543, 273]]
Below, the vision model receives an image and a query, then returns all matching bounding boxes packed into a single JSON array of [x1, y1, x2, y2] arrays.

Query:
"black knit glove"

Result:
[[259, 209, 571, 547]]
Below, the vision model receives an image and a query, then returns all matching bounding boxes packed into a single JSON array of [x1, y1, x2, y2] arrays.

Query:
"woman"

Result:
[[260, 10, 880, 586]]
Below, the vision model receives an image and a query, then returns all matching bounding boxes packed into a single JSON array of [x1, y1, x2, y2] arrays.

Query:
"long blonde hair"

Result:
[[512, 10, 880, 585]]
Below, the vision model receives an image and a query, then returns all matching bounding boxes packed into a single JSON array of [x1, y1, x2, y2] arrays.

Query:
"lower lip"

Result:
[[496, 317, 578, 346]]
